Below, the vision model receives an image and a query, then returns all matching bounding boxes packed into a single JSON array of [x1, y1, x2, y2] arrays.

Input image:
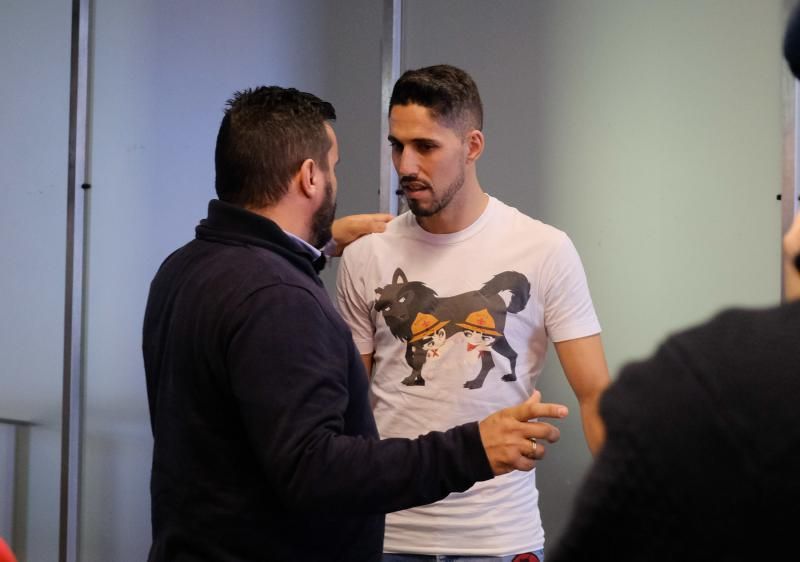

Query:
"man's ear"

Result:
[[465, 129, 485, 164], [297, 158, 319, 199]]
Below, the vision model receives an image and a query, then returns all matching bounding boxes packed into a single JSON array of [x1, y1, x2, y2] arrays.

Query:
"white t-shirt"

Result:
[[336, 196, 601, 556]]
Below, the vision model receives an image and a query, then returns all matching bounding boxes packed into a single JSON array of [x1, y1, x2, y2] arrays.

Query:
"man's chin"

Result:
[[408, 201, 438, 218]]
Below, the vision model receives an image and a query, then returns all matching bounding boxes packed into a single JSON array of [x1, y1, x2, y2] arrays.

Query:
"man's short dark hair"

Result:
[[389, 64, 483, 133], [215, 86, 336, 208]]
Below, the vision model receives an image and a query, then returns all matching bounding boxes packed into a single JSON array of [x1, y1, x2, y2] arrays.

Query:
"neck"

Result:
[[416, 178, 488, 234], [246, 200, 311, 243]]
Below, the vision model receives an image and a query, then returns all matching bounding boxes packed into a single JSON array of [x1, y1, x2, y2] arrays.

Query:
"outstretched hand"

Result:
[[478, 390, 568, 475], [330, 213, 393, 256]]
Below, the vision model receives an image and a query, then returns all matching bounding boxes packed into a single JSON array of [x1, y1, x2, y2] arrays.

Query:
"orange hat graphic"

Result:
[[456, 308, 503, 337], [409, 312, 450, 343]]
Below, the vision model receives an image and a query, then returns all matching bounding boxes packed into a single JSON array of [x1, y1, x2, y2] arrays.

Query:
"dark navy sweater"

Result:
[[549, 301, 800, 561], [143, 200, 492, 561]]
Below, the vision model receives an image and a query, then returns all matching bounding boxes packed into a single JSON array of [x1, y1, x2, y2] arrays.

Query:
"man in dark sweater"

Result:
[[142, 86, 568, 561], [548, 10, 800, 561]]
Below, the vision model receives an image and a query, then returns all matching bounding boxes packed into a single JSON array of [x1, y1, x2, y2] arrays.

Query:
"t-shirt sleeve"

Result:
[[542, 233, 601, 342], [336, 246, 376, 355]]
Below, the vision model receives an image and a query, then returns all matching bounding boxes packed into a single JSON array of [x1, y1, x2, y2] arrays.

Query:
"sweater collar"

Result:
[[195, 199, 326, 281], [283, 229, 322, 261]]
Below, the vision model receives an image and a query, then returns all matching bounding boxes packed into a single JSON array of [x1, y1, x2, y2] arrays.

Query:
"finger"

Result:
[[370, 219, 389, 233], [519, 437, 546, 461], [507, 391, 568, 422], [353, 213, 393, 223], [515, 458, 536, 472], [510, 454, 536, 472], [504, 389, 541, 421], [520, 430, 556, 461], [521, 421, 561, 444]]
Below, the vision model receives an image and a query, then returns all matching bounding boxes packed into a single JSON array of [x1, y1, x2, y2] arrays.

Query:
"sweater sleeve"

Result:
[[227, 283, 493, 514]]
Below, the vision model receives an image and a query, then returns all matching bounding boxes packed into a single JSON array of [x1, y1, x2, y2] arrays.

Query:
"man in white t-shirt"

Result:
[[337, 65, 610, 561]]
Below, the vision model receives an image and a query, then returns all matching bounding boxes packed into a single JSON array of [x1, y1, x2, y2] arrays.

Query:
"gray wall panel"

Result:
[[83, 1, 382, 558]]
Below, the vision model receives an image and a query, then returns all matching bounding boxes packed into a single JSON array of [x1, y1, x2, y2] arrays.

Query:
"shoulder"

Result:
[[668, 302, 800, 364], [205, 243, 331, 315], [241, 279, 349, 342], [605, 302, 800, 430], [341, 211, 415, 262], [491, 197, 570, 245]]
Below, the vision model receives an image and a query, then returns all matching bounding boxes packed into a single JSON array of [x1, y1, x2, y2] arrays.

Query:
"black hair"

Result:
[[389, 64, 483, 132], [214, 86, 336, 208]]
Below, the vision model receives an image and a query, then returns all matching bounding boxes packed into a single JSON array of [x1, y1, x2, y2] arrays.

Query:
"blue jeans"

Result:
[[382, 549, 545, 562]]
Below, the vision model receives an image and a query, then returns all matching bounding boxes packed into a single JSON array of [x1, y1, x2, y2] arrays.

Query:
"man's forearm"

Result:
[[579, 397, 606, 455]]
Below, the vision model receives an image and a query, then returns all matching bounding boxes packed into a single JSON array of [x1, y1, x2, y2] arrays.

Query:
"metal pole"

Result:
[[60, 0, 91, 559], [379, 0, 403, 215]]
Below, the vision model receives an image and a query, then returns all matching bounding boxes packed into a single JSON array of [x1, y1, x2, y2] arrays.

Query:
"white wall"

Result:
[[402, 0, 785, 547]]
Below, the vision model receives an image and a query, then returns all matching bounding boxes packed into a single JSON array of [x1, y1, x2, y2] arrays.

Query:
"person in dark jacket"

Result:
[[548, 9, 800, 562], [142, 86, 568, 562]]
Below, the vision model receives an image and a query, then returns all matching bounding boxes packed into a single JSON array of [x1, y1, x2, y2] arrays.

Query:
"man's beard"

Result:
[[401, 167, 465, 218], [311, 181, 336, 249]]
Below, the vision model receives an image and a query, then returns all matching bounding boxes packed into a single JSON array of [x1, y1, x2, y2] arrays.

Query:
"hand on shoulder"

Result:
[[330, 213, 393, 256]]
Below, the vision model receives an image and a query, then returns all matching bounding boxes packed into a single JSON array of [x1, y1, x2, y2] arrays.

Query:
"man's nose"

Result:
[[394, 148, 418, 177]]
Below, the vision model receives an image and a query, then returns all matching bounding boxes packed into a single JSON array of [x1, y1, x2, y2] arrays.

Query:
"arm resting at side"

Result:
[[554, 334, 610, 455]]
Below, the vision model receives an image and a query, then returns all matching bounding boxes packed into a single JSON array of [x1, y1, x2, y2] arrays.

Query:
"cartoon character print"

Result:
[[459, 308, 500, 353], [409, 312, 450, 360], [373, 268, 530, 389], [457, 307, 513, 389]]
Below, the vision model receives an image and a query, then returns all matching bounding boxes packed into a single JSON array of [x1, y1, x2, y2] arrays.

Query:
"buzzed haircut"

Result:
[[389, 64, 483, 133], [215, 86, 336, 208]]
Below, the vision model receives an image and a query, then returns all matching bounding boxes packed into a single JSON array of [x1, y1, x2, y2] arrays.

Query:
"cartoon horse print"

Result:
[[373, 268, 530, 389]]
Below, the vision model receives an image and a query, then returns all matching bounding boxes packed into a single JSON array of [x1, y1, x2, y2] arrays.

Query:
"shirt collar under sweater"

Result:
[[195, 199, 326, 283], [283, 229, 322, 261]]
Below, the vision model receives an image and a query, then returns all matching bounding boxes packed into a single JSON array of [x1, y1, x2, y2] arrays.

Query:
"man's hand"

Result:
[[478, 391, 568, 475], [330, 213, 393, 257]]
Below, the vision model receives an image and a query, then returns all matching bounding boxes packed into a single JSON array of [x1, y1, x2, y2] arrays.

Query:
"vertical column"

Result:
[[0, 423, 16, 544], [379, 0, 403, 214], [0, 419, 32, 552], [60, 0, 91, 560]]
